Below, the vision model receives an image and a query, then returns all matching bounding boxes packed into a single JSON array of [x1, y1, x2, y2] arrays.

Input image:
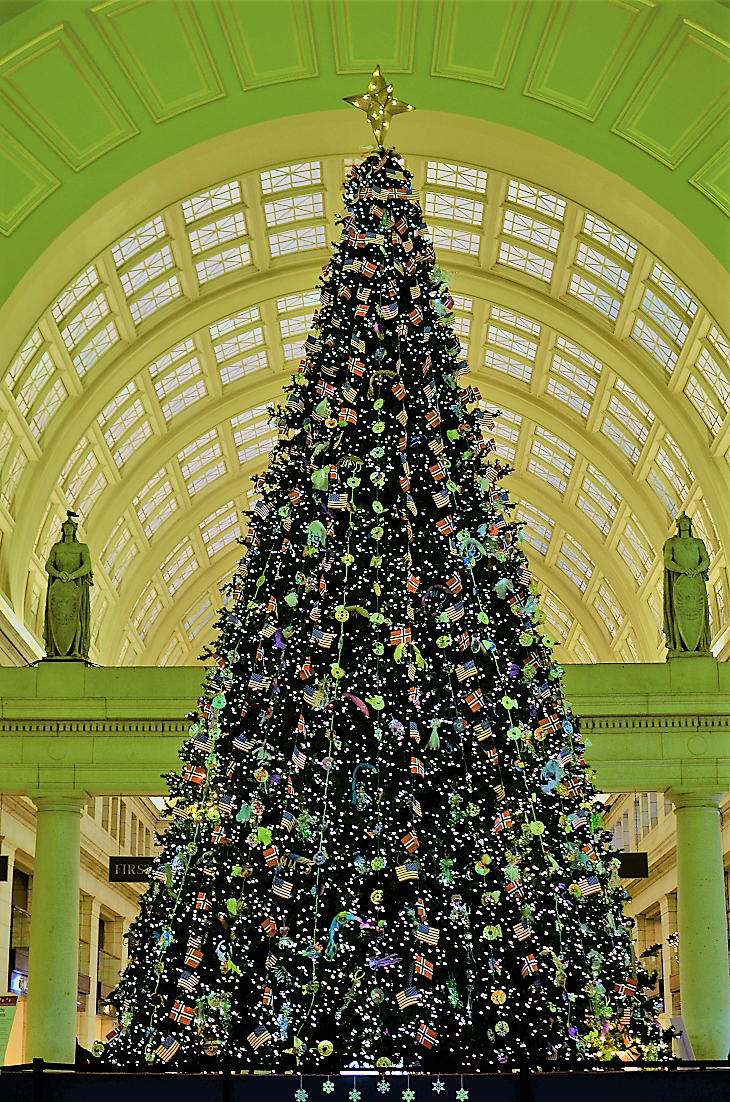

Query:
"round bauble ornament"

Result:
[[491, 990, 507, 1005], [318, 1041, 334, 1057]]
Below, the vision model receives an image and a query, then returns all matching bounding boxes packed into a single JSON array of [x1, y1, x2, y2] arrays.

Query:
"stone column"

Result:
[[25, 793, 86, 1064], [0, 842, 16, 995], [667, 788, 730, 1060], [80, 896, 101, 1050]]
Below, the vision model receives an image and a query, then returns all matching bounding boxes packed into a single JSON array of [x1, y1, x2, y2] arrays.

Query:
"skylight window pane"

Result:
[[617, 516, 653, 586], [542, 589, 572, 638], [220, 350, 268, 386], [283, 342, 307, 361], [574, 243, 629, 293], [516, 504, 553, 555], [213, 327, 264, 363], [647, 469, 677, 516], [73, 320, 119, 376], [28, 378, 66, 439], [451, 317, 470, 337], [0, 447, 27, 511], [594, 582, 624, 633], [277, 291, 319, 314], [209, 308, 260, 340], [196, 244, 251, 284], [185, 597, 213, 640], [650, 263, 697, 317], [490, 306, 540, 336], [112, 422, 152, 468], [425, 162, 487, 193], [696, 346, 730, 407], [491, 409, 522, 463], [631, 317, 677, 372], [200, 502, 240, 555], [557, 535, 594, 591], [60, 292, 110, 350], [186, 463, 226, 495], [280, 316, 308, 339], [188, 212, 247, 254], [601, 417, 639, 465], [684, 375, 722, 434], [639, 288, 689, 345], [484, 350, 532, 383], [498, 242, 553, 281], [151, 353, 201, 398], [503, 209, 560, 252], [708, 325, 730, 367], [6, 330, 42, 387], [264, 194, 324, 227], [15, 351, 55, 415], [424, 192, 484, 225], [576, 495, 611, 535], [112, 217, 166, 267], [567, 274, 620, 320], [451, 293, 473, 312], [269, 226, 326, 257], [148, 338, 195, 379], [52, 266, 99, 324], [432, 226, 481, 256], [582, 214, 637, 262], [546, 378, 590, 418], [129, 275, 181, 323], [487, 326, 538, 360], [260, 162, 321, 194], [182, 181, 241, 224], [102, 397, 146, 445], [161, 380, 207, 421], [162, 539, 199, 596], [120, 246, 174, 296], [507, 181, 565, 221], [554, 335, 603, 373]]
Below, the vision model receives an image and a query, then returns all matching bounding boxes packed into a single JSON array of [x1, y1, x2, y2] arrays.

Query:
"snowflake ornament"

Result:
[[323, 1083, 335, 1095], [455, 1090, 469, 1101], [349, 1090, 362, 1102], [402, 1090, 416, 1102], [377, 1080, 391, 1094], [431, 1082, 445, 1094], [295, 1090, 308, 1102]]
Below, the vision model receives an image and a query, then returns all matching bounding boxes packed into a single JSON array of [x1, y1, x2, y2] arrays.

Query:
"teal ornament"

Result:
[[312, 467, 331, 491], [284, 592, 298, 607], [236, 804, 252, 822], [494, 578, 514, 599], [212, 693, 226, 709], [307, 520, 327, 547]]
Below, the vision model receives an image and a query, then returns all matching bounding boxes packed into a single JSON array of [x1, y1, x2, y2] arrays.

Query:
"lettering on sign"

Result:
[[109, 856, 154, 882]]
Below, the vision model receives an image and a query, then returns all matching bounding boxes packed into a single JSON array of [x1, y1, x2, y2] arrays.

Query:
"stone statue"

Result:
[[43, 511, 93, 661], [663, 513, 711, 658]]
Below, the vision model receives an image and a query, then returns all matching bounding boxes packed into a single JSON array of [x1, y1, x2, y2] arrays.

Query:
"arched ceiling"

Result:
[[0, 0, 728, 668]]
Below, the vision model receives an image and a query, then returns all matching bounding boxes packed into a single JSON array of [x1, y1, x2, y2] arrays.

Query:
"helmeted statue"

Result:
[[663, 512, 711, 658], [43, 510, 93, 661]]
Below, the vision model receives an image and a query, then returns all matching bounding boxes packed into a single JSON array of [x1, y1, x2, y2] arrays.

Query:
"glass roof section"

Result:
[[2, 152, 727, 669]]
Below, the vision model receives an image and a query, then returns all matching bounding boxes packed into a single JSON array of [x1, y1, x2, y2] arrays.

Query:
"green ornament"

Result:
[[372, 421, 385, 434], [371, 526, 384, 540], [284, 592, 298, 607], [436, 635, 452, 649], [446, 481, 458, 492], [257, 827, 272, 845], [373, 398, 384, 410], [347, 476, 361, 488], [212, 693, 226, 709], [371, 856, 385, 870], [501, 695, 517, 709], [236, 804, 252, 822], [530, 821, 545, 835], [478, 611, 490, 624], [519, 632, 534, 646], [373, 643, 385, 656], [372, 501, 384, 514], [370, 446, 385, 458], [507, 726, 521, 740], [367, 695, 385, 710]]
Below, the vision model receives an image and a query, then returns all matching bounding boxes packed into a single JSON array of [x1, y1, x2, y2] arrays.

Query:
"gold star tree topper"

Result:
[[343, 65, 415, 147]]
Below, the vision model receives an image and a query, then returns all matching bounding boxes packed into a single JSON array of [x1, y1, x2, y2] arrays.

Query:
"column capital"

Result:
[[29, 791, 90, 814], [665, 788, 725, 810]]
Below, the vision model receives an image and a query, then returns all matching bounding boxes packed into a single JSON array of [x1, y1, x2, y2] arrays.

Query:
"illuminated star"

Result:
[[456, 1090, 469, 1101], [432, 1083, 446, 1094], [343, 65, 415, 147], [323, 1084, 336, 1095]]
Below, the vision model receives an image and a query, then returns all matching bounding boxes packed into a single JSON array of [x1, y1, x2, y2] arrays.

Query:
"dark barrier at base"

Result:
[[2, 1064, 730, 1102]]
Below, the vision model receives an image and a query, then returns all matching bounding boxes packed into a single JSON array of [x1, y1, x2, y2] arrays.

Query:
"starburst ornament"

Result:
[[343, 65, 415, 146], [431, 1083, 445, 1095]]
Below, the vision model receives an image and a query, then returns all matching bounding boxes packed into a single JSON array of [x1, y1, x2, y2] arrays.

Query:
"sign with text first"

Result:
[[109, 856, 154, 882], [0, 995, 18, 1064]]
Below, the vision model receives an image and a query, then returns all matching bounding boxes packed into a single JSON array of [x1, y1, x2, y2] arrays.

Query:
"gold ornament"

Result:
[[318, 1040, 334, 1057], [343, 65, 415, 147]]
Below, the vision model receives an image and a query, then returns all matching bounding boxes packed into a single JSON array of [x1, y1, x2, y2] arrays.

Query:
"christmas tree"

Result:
[[104, 72, 669, 1073]]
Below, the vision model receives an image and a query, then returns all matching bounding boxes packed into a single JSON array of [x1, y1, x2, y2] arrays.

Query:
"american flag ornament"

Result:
[[169, 1001, 195, 1025], [410, 756, 425, 777], [396, 862, 419, 882], [218, 793, 233, 815], [578, 875, 601, 896], [381, 302, 398, 320], [272, 877, 293, 899], [401, 831, 419, 853], [416, 923, 440, 946], [193, 731, 213, 754], [327, 492, 349, 509], [445, 601, 465, 622], [154, 1036, 180, 1062], [535, 682, 551, 702], [178, 970, 199, 993], [396, 987, 420, 1009], [513, 923, 531, 941], [280, 810, 295, 832], [247, 1026, 272, 1051], [233, 736, 253, 752], [432, 490, 450, 509], [456, 660, 478, 681], [415, 954, 433, 979], [475, 723, 493, 741], [312, 628, 335, 649], [412, 796, 422, 817], [291, 747, 307, 771], [265, 951, 278, 971], [416, 1022, 437, 1048], [522, 954, 539, 978], [557, 746, 574, 767]]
